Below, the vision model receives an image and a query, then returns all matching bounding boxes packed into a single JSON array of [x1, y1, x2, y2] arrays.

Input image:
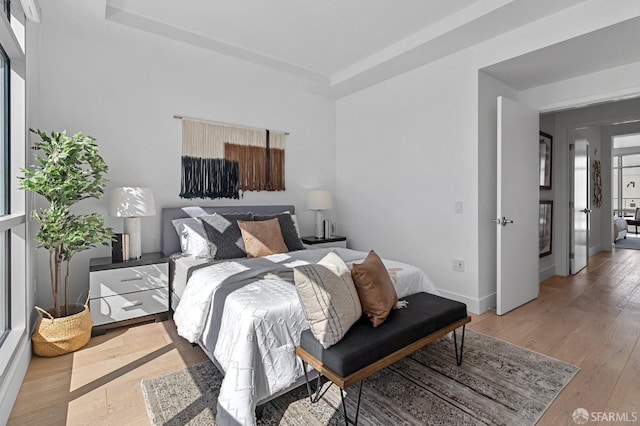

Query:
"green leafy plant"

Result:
[[19, 129, 113, 318]]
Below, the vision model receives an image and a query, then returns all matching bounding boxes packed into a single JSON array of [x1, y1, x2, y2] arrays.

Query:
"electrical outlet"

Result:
[[452, 258, 465, 272]]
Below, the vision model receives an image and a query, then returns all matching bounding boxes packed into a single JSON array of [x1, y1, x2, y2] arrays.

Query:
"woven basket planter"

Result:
[[31, 300, 93, 357]]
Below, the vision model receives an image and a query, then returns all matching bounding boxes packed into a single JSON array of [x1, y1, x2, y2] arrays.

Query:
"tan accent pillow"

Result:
[[351, 250, 398, 327], [237, 218, 289, 258], [294, 252, 362, 349]]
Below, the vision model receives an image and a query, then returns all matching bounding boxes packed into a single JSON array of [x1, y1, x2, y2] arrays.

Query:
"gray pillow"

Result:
[[254, 213, 304, 251], [294, 252, 362, 349], [199, 213, 253, 259]]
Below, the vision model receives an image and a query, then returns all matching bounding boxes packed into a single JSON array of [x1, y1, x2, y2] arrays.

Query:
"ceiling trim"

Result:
[[105, 4, 330, 85], [535, 85, 640, 114]]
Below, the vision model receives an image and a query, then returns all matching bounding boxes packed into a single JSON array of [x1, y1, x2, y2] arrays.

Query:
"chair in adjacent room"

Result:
[[625, 208, 640, 235]]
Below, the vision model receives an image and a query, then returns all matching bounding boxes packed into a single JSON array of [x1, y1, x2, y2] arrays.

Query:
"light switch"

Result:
[[455, 201, 463, 214]]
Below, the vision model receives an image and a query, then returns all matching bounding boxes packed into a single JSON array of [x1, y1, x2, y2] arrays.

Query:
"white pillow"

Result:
[[171, 218, 210, 257], [290, 214, 301, 237], [294, 252, 362, 349]]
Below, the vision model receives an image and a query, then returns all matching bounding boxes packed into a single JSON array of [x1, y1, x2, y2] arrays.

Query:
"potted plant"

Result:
[[19, 129, 113, 356]]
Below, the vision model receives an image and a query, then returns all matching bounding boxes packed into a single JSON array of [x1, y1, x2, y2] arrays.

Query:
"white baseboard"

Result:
[[437, 289, 495, 315], [478, 292, 497, 313], [0, 333, 31, 425], [539, 265, 556, 282]]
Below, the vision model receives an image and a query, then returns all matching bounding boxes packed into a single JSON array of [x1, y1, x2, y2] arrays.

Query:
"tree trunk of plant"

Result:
[[64, 255, 72, 316], [53, 246, 62, 317], [49, 249, 55, 315]]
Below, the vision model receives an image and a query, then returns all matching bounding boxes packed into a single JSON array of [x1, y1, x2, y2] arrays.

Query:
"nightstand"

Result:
[[89, 252, 169, 335], [302, 235, 347, 249]]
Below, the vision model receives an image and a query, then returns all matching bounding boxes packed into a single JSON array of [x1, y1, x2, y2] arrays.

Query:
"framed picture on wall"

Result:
[[539, 132, 553, 189], [539, 200, 553, 257]]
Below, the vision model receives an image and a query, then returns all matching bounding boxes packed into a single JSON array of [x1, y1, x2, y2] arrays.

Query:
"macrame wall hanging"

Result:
[[592, 159, 602, 208], [177, 117, 286, 199]]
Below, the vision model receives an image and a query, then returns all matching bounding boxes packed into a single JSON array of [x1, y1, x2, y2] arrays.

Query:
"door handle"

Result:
[[582, 209, 591, 214], [492, 217, 514, 226], [501, 217, 514, 226]]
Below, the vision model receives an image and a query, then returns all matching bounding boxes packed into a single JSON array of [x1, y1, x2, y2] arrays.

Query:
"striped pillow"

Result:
[[294, 252, 362, 349]]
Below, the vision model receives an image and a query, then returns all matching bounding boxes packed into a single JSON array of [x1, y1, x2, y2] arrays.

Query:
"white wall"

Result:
[[337, 1, 640, 313], [337, 54, 479, 309], [32, 1, 337, 307]]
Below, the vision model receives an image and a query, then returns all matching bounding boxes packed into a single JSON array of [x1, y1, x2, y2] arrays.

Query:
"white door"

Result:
[[496, 96, 540, 315], [570, 136, 590, 274]]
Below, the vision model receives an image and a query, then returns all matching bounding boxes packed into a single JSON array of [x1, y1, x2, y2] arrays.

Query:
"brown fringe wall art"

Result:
[[178, 118, 286, 199]]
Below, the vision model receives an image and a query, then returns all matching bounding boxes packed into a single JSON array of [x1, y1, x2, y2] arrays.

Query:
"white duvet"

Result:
[[173, 248, 438, 425]]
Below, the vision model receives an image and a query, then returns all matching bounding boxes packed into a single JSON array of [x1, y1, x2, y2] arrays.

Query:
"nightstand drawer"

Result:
[[89, 263, 168, 298], [304, 240, 347, 249], [90, 287, 169, 326]]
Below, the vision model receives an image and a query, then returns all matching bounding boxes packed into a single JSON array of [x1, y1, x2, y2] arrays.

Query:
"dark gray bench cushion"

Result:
[[299, 292, 467, 377]]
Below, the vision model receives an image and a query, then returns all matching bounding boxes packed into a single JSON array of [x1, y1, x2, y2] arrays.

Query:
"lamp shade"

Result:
[[306, 190, 332, 210], [109, 187, 156, 217]]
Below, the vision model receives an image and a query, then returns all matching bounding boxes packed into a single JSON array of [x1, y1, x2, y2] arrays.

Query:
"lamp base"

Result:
[[124, 217, 142, 260], [314, 211, 324, 238]]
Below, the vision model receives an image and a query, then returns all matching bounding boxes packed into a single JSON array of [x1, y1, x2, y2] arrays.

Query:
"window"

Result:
[[0, 44, 8, 346], [0, 6, 27, 418], [0, 2, 26, 369], [612, 135, 640, 218]]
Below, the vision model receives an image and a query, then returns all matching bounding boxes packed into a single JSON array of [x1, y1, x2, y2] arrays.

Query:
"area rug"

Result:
[[614, 235, 640, 250], [141, 330, 578, 425]]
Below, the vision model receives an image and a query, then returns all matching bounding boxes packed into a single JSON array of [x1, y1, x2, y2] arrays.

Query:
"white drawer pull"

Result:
[[120, 276, 143, 282], [122, 302, 143, 310]]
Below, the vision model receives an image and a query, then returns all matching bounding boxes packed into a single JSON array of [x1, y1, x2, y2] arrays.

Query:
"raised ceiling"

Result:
[[105, 0, 637, 97], [483, 16, 640, 91], [109, 0, 479, 76]]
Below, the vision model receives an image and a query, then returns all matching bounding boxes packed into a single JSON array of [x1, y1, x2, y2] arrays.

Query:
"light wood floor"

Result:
[[8, 247, 640, 425]]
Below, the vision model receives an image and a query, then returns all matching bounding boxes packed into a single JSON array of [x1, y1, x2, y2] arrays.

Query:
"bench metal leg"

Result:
[[301, 358, 364, 425], [255, 404, 265, 420], [453, 324, 466, 366], [301, 359, 332, 404], [339, 380, 364, 426]]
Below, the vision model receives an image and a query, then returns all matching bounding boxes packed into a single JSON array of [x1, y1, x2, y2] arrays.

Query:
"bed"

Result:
[[613, 216, 628, 242], [162, 205, 438, 425]]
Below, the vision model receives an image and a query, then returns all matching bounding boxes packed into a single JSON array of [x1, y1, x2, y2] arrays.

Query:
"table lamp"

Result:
[[109, 187, 156, 259], [306, 190, 332, 238]]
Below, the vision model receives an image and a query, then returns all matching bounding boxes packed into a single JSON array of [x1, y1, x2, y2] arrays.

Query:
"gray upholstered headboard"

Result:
[[161, 205, 296, 255]]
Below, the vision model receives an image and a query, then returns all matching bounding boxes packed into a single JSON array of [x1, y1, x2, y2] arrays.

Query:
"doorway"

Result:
[[612, 133, 640, 219], [538, 98, 640, 276], [569, 133, 589, 274]]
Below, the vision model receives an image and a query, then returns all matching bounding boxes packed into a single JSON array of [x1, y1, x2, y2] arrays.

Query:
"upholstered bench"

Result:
[[295, 292, 471, 425]]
